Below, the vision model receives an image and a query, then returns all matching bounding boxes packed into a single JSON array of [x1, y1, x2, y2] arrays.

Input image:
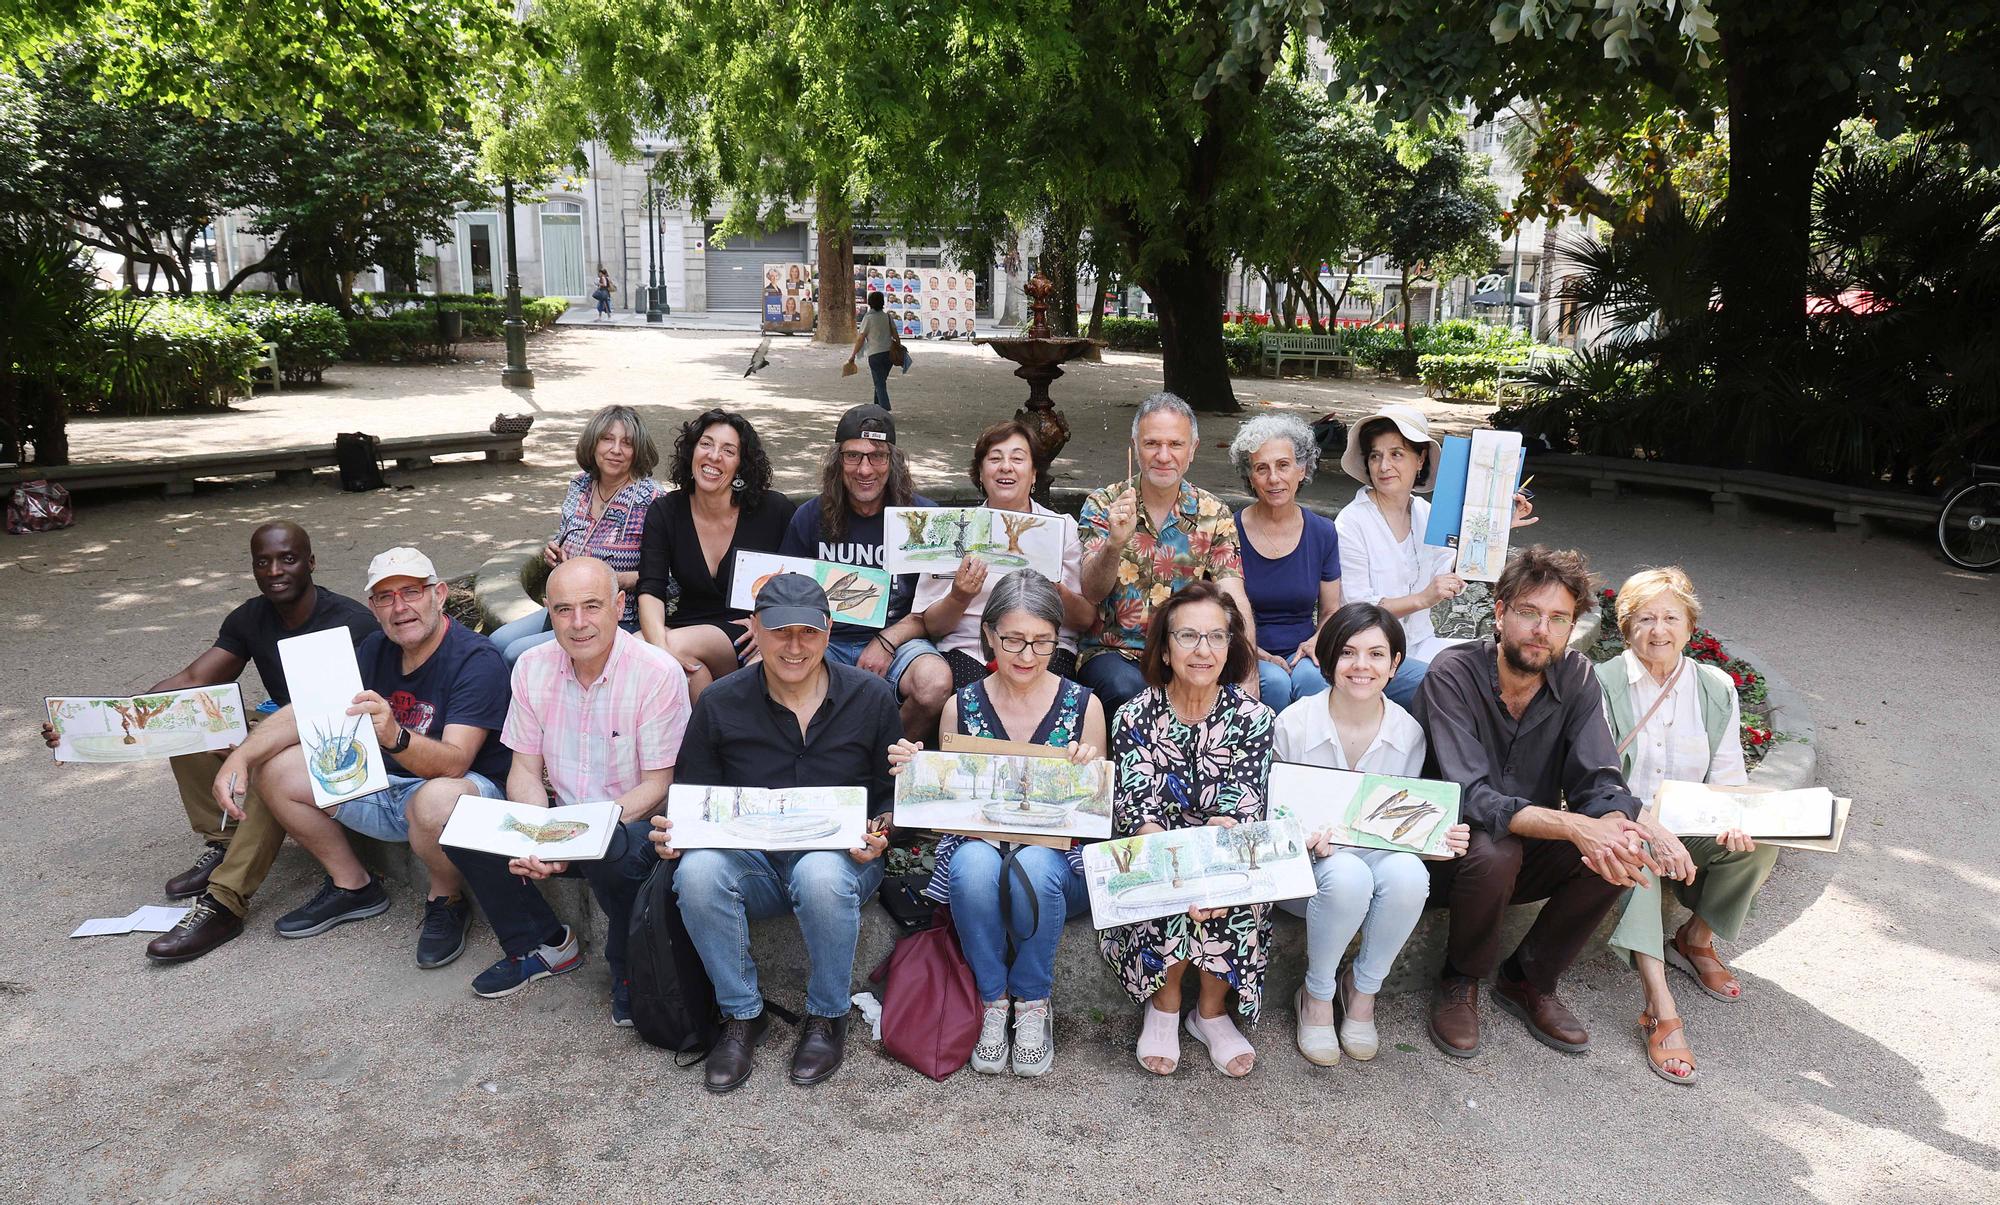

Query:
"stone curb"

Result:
[[1727, 637, 1817, 791]]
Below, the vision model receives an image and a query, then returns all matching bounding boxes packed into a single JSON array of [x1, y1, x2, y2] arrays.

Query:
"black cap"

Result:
[[833, 404, 895, 446], [754, 573, 831, 631]]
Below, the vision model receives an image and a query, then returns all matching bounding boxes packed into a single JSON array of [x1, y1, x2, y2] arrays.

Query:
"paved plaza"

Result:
[[2, 326, 1995, 1202]]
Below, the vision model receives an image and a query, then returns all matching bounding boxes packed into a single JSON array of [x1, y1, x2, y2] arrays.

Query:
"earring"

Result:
[[731, 476, 746, 491]]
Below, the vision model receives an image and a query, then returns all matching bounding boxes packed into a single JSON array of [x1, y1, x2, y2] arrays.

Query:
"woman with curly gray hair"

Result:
[[1229, 414, 1344, 708]]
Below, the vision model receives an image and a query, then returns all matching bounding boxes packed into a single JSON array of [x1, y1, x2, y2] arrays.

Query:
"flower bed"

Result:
[[1586, 588, 1781, 767]]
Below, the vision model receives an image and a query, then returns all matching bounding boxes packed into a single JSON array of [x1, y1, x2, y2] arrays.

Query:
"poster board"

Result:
[[1267, 761, 1463, 858], [45, 684, 247, 763], [666, 784, 868, 851], [277, 628, 390, 808], [882, 506, 1066, 579], [761, 262, 818, 333], [856, 263, 977, 338], [728, 549, 891, 628], [1423, 430, 1527, 582], [1082, 817, 1315, 928], [894, 750, 1112, 840]]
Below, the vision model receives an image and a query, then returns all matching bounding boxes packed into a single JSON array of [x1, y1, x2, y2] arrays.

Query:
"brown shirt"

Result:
[[1412, 638, 1640, 833]]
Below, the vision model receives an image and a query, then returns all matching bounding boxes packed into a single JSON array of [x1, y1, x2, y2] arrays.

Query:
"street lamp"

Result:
[[500, 175, 534, 388], [643, 148, 663, 324]]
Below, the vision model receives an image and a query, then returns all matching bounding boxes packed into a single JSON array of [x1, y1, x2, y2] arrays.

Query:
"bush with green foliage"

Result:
[[77, 298, 262, 416], [342, 315, 451, 362], [223, 297, 347, 385], [1097, 317, 1262, 376]]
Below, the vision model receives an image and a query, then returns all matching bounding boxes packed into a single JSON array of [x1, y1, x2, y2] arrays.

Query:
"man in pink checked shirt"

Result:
[[444, 556, 691, 1025]]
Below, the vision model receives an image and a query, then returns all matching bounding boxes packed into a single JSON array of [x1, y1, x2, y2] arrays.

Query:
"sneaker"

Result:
[[611, 977, 633, 1028], [274, 875, 390, 939], [416, 895, 472, 969], [1011, 999, 1055, 1078], [470, 926, 582, 998], [165, 843, 227, 899], [971, 1000, 1010, 1074]]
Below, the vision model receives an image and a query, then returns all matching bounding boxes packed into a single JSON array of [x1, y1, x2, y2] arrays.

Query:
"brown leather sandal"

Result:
[[1639, 1011, 1698, 1085], [1667, 927, 1743, 1002]]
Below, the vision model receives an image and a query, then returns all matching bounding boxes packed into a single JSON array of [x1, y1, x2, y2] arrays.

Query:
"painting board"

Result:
[[277, 628, 390, 808], [45, 683, 248, 763], [728, 550, 891, 628], [666, 784, 868, 851], [1082, 817, 1315, 928], [439, 797, 622, 861], [1267, 761, 1463, 858], [1423, 432, 1528, 581], [1654, 781, 1841, 842], [894, 750, 1112, 840], [882, 507, 1066, 579], [935, 733, 1078, 848]]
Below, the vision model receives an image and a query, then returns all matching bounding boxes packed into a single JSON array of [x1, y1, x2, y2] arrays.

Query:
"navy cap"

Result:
[[754, 573, 832, 631]]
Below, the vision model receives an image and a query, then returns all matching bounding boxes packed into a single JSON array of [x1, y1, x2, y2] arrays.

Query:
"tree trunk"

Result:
[[1143, 254, 1237, 412], [813, 182, 855, 348], [1536, 218, 1560, 342], [1398, 265, 1416, 345], [1041, 208, 1082, 337]]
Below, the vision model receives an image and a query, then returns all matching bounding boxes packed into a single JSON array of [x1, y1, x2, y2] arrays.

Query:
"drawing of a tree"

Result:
[[899, 510, 931, 548], [98, 697, 174, 744], [1109, 841, 1138, 874], [1236, 825, 1268, 871], [998, 512, 1044, 554]]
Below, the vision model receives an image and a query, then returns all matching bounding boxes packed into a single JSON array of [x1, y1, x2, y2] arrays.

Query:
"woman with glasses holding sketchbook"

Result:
[[889, 569, 1105, 1077], [1596, 566, 1776, 1087]]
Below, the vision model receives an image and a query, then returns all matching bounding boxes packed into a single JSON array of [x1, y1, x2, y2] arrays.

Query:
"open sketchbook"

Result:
[[728, 550, 891, 628], [1082, 817, 1315, 928], [882, 506, 1066, 579], [666, 784, 868, 851], [277, 628, 389, 808], [439, 797, 623, 861], [930, 732, 1077, 849], [45, 684, 247, 763], [1423, 430, 1527, 583], [1268, 762, 1463, 857], [1654, 781, 1848, 848], [894, 749, 1112, 841]]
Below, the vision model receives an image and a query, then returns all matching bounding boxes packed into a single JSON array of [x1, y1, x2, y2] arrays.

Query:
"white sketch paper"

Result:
[[277, 628, 389, 808], [69, 905, 190, 938], [1267, 762, 1463, 857], [727, 549, 892, 628], [439, 796, 623, 861], [1453, 429, 1525, 582], [894, 750, 1112, 840], [883, 506, 1066, 579], [1082, 817, 1316, 928], [1655, 781, 1838, 840], [666, 784, 868, 851], [45, 684, 248, 763]]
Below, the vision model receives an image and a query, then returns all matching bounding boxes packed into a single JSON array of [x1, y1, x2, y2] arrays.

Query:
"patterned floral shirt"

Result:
[[1077, 478, 1243, 666], [552, 472, 661, 624]]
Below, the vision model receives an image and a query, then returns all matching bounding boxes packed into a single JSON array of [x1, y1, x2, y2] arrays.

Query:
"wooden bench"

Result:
[[1492, 347, 1568, 404], [248, 342, 281, 392], [0, 429, 527, 499], [1525, 451, 1937, 534], [1261, 332, 1354, 378]]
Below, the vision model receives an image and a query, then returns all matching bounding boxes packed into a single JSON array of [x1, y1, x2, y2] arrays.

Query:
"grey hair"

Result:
[[576, 404, 661, 480], [1130, 391, 1198, 444], [979, 568, 1065, 660], [1228, 414, 1317, 488]]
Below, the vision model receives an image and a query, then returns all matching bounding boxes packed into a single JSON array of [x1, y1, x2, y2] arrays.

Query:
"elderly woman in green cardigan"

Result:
[[1596, 567, 1778, 1086]]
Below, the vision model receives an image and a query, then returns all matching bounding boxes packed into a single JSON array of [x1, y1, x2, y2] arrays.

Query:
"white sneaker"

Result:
[[1011, 999, 1054, 1077], [971, 1000, 1010, 1074], [1294, 985, 1340, 1066]]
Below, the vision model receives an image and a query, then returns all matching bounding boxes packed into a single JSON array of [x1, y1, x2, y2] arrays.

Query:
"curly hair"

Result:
[[575, 405, 661, 480], [1495, 545, 1598, 613], [670, 409, 773, 510]]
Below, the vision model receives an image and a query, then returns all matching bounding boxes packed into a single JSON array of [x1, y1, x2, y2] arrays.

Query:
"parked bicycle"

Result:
[[1938, 462, 2000, 571]]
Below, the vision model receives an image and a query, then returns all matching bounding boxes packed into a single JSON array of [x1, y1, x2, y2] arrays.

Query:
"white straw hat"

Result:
[[1340, 405, 1441, 494]]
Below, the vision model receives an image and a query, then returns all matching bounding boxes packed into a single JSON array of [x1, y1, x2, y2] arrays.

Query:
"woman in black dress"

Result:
[[637, 409, 794, 698]]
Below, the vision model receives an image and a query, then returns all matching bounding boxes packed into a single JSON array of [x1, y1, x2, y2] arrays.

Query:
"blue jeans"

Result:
[[332, 772, 500, 843], [490, 609, 637, 666], [825, 633, 942, 693], [445, 818, 656, 975], [1384, 655, 1429, 711], [674, 848, 886, 1019], [1077, 651, 1148, 722], [867, 350, 893, 409], [947, 842, 1089, 1003], [1257, 657, 1331, 711], [1277, 847, 1431, 997]]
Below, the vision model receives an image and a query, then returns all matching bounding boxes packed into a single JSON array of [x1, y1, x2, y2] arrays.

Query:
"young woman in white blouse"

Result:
[[1272, 602, 1469, 1066], [1595, 567, 1778, 1086], [1333, 405, 1533, 708]]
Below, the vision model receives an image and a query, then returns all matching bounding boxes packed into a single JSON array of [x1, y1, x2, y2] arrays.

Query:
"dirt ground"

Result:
[[2, 325, 1995, 1203]]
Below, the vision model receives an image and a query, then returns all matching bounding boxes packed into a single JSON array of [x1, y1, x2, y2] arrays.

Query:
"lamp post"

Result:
[[500, 176, 534, 388], [643, 149, 663, 324]]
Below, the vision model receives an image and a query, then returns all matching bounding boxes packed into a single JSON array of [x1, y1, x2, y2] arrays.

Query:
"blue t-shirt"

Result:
[[780, 493, 935, 643], [356, 617, 512, 782], [1234, 507, 1341, 654]]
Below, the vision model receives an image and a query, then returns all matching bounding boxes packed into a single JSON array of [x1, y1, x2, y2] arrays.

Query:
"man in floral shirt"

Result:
[[1077, 392, 1256, 717]]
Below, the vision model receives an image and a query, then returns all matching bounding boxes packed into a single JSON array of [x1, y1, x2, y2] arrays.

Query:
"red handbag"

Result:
[[6, 479, 74, 534], [872, 906, 981, 1081]]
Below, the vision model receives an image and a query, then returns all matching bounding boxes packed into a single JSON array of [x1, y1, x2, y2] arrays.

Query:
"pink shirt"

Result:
[[502, 629, 689, 805]]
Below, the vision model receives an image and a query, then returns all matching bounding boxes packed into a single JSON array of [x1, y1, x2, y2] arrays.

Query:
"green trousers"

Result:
[[1608, 836, 1780, 964], [165, 716, 285, 918]]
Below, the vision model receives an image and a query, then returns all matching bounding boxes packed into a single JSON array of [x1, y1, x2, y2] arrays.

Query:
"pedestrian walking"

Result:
[[848, 290, 898, 410]]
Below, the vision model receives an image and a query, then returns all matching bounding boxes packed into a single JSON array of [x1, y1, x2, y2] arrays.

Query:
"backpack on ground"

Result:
[[1310, 413, 1348, 466], [334, 432, 388, 492], [626, 859, 721, 1062]]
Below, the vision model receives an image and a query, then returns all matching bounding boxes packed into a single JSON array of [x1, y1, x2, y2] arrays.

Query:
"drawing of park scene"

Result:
[[894, 750, 1112, 839], [1268, 763, 1462, 857], [1082, 817, 1314, 927], [1453, 431, 1523, 582], [666, 784, 867, 851], [883, 507, 1064, 578], [728, 550, 890, 628], [45, 684, 247, 763]]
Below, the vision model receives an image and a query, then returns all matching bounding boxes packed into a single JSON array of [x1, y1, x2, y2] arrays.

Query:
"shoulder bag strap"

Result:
[[1615, 659, 1685, 757]]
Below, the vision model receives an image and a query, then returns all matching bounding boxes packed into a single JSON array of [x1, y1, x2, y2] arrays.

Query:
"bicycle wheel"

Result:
[[1938, 480, 2000, 571]]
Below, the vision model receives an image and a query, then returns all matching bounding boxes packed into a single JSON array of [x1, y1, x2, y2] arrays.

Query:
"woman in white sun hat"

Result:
[[1333, 405, 1533, 707]]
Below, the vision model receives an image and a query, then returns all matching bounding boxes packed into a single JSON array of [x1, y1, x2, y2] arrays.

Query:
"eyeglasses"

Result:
[[1169, 628, 1231, 651], [840, 450, 891, 467], [1505, 605, 1574, 633], [368, 584, 432, 608], [994, 634, 1057, 656]]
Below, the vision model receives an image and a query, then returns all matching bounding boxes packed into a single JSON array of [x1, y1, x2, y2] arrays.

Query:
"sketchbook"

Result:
[[1082, 817, 1316, 928], [277, 628, 390, 808], [45, 684, 248, 763], [439, 797, 623, 861], [666, 784, 869, 851], [1654, 781, 1844, 844], [932, 732, 1078, 848], [1267, 761, 1463, 858], [728, 550, 892, 628], [895, 749, 1112, 840], [883, 506, 1066, 579], [1423, 430, 1527, 582]]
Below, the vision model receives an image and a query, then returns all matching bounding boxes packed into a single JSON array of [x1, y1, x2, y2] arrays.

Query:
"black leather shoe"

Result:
[[146, 894, 244, 963], [165, 843, 227, 900], [705, 1013, 770, 1094], [789, 1014, 848, 1087]]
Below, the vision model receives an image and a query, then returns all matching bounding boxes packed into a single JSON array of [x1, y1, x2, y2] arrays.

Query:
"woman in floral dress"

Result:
[[1100, 581, 1276, 1077]]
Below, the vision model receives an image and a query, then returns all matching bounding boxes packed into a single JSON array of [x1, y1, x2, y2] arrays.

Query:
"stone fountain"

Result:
[[975, 272, 1102, 467]]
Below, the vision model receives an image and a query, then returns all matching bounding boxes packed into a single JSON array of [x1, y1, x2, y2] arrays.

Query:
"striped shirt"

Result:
[[501, 629, 690, 805], [553, 472, 662, 624]]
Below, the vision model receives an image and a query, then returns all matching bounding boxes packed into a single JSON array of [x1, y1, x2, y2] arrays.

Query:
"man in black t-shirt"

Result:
[[43, 521, 375, 965]]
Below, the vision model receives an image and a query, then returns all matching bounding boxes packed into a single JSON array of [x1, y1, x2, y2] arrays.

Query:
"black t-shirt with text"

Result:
[[213, 586, 377, 707]]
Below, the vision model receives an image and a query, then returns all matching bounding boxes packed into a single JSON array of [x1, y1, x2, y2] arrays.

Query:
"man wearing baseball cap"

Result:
[[212, 546, 512, 966], [646, 573, 900, 1093], [779, 404, 952, 743]]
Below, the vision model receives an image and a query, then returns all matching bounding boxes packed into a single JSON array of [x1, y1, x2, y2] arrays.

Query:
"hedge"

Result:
[[1416, 349, 1562, 401], [342, 315, 452, 362], [76, 298, 262, 415], [222, 297, 347, 385], [1095, 317, 1262, 376]]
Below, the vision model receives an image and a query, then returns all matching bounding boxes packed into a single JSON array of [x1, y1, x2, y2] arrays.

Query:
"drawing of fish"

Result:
[[1364, 789, 1411, 820], [1391, 805, 1440, 842], [500, 815, 591, 844], [822, 571, 881, 613]]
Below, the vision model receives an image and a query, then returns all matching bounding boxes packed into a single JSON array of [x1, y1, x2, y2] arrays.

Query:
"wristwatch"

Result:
[[388, 725, 412, 754]]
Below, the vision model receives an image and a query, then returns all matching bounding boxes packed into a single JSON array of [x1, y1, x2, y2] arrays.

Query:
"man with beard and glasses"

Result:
[[1413, 545, 1654, 1061]]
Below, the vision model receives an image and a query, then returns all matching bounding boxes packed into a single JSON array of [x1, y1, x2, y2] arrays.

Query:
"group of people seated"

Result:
[[68, 392, 1776, 1093]]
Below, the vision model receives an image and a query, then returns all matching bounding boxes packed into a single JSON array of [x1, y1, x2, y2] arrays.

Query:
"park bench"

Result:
[[1524, 451, 1938, 534], [1261, 332, 1354, 379], [0, 428, 527, 499], [1492, 347, 1568, 405], [248, 342, 281, 392]]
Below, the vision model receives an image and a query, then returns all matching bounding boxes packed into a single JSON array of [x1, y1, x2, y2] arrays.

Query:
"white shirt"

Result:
[[909, 501, 1085, 654], [1620, 650, 1747, 802], [859, 309, 897, 356], [1272, 692, 1427, 777], [1334, 486, 1458, 663]]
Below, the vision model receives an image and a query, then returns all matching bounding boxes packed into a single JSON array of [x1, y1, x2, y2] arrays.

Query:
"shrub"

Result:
[[522, 297, 569, 329], [1098, 316, 1163, 351], [342, 315, 451, 362], [75, 298, 261, 416], [224, 297, 347, 385]]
